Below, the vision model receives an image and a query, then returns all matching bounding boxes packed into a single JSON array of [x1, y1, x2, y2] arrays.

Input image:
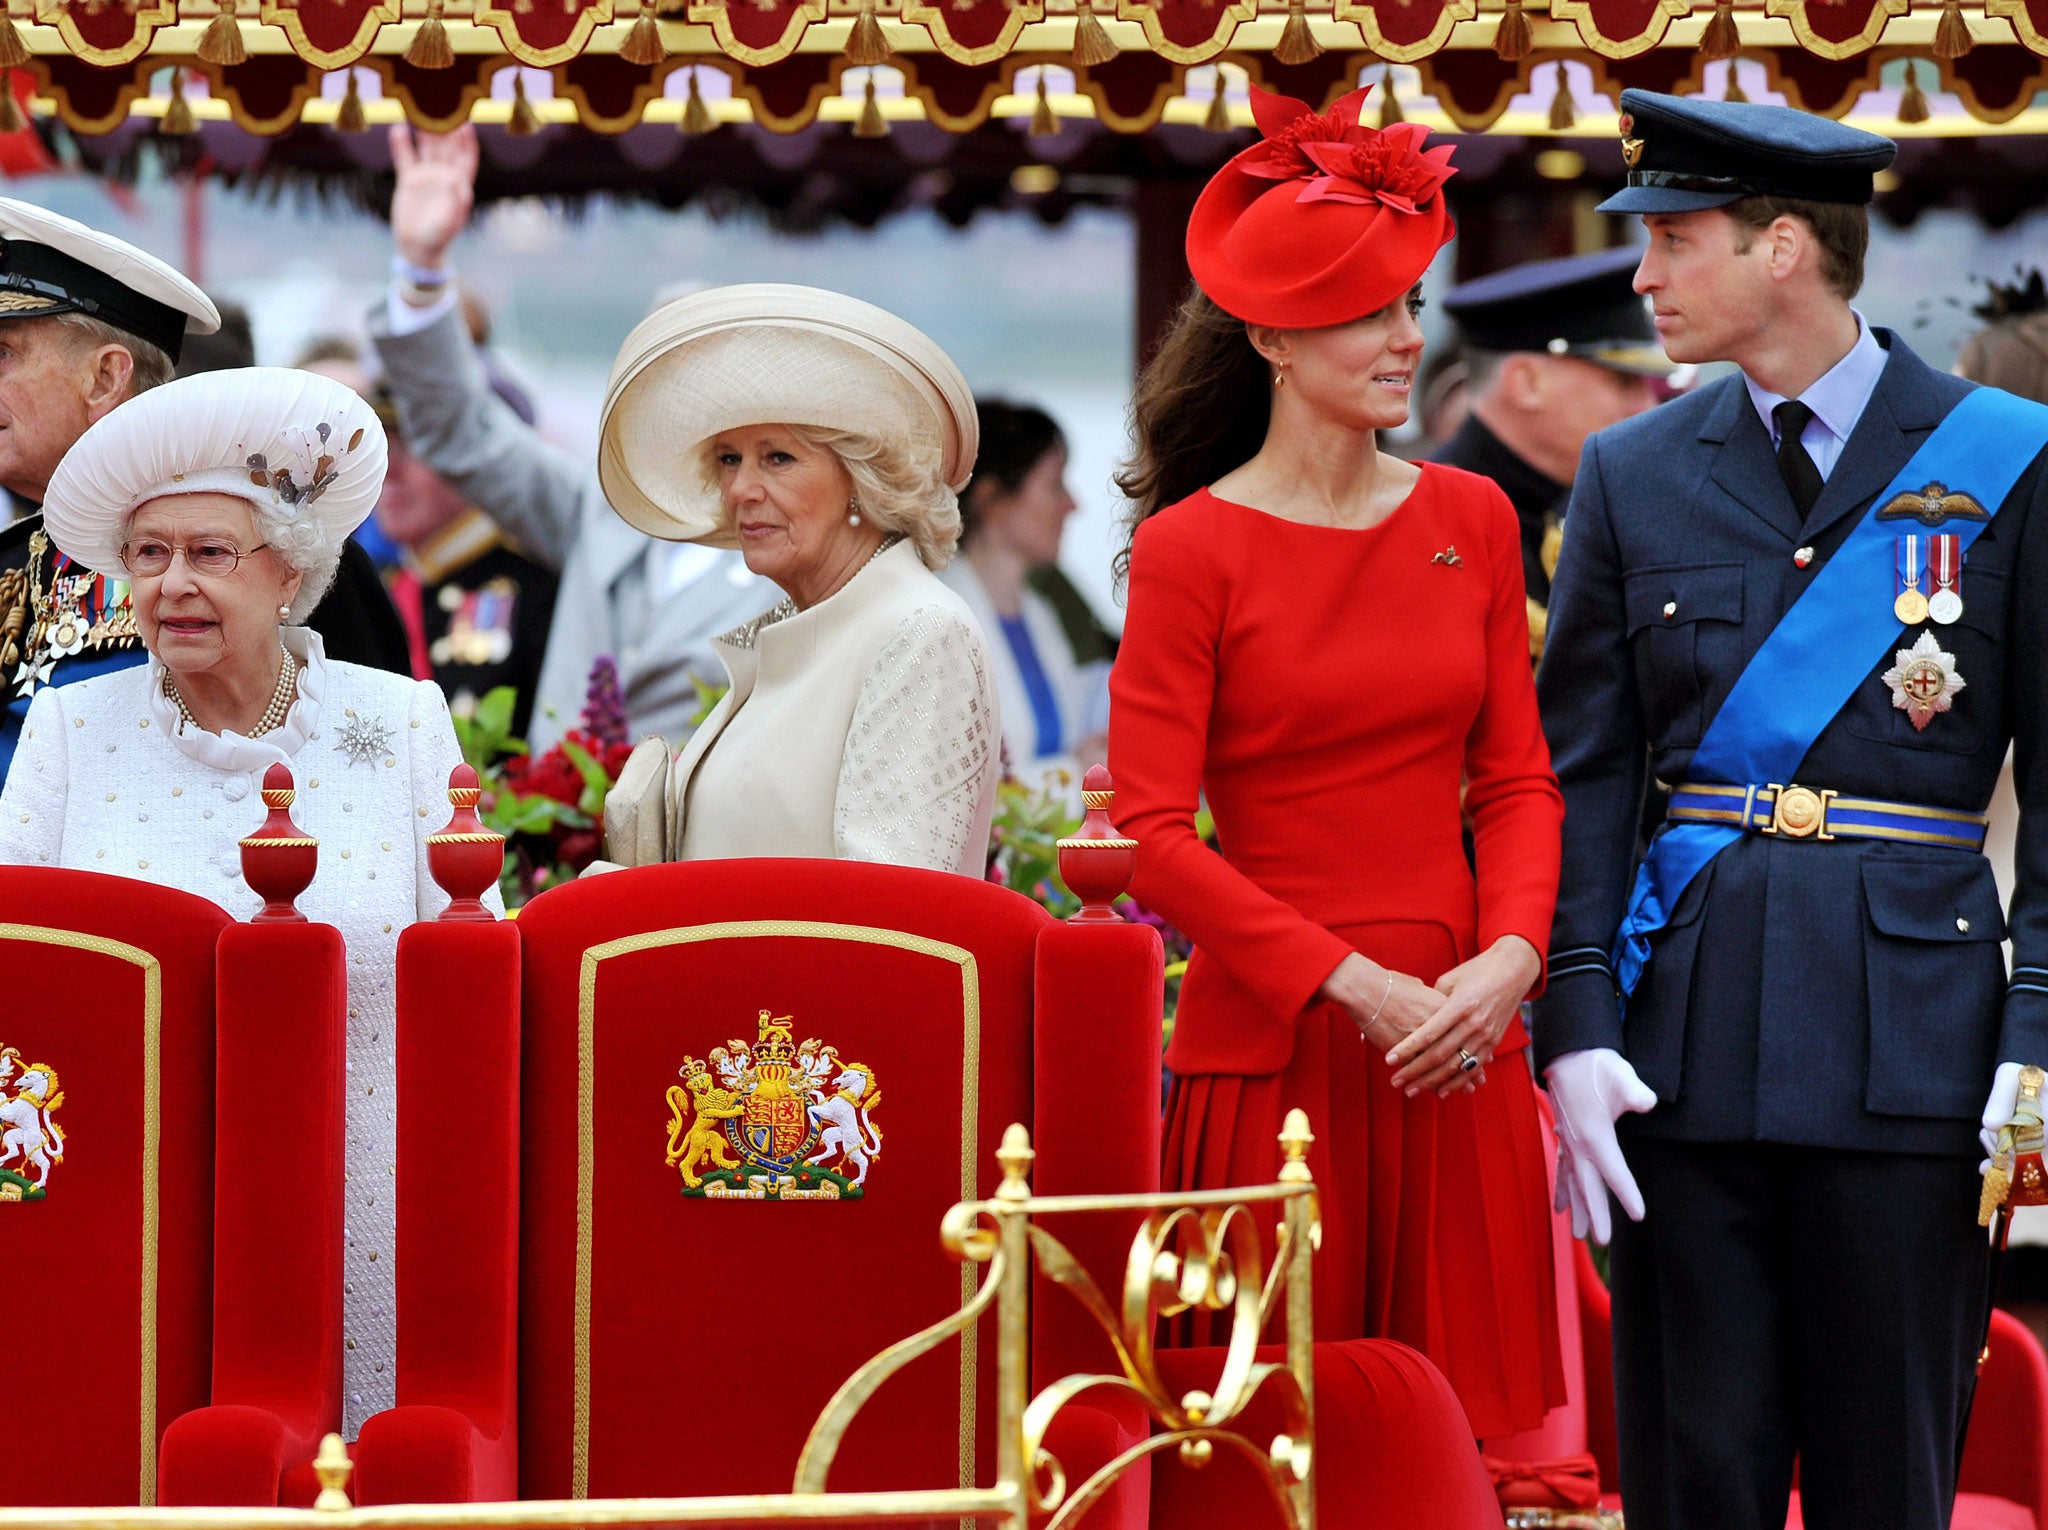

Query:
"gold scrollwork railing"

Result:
[[0, 1112, 1322, 1530]]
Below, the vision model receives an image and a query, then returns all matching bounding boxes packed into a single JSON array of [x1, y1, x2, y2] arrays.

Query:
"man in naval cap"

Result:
[[1434, 245, 1673, 659], [1534, 89, 2048, 1530], [0, 199, 408, 778]]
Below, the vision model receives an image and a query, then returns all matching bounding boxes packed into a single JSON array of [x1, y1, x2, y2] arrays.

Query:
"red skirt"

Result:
[[1163, 919, 1566, 1440]]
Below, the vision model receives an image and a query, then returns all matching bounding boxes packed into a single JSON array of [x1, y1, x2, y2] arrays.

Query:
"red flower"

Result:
[[1236, 84, 1455, 214]]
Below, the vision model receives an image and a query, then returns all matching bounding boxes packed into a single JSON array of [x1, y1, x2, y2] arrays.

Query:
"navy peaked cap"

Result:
[[1441, 246, 1670, 375], [1597, 89, 1896, 215]]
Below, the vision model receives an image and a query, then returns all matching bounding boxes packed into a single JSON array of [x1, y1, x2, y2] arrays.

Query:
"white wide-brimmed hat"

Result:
[[0, 198, 218, 362], [43, 367, 386, 581], [597, 283, 978, 546]]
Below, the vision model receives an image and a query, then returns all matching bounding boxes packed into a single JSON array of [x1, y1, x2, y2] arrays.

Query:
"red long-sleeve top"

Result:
[[1109, 469, 1563, 1076]]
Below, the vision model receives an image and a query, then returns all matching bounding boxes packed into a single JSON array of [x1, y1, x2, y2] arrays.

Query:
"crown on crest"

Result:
[[679, 1056, 710, 1084], [754, 1009, 797, 1065]]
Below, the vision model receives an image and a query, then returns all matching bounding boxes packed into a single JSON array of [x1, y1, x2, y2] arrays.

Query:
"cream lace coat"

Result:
[[607, 540, 1000, 875], [0, 629, 499, 1437]]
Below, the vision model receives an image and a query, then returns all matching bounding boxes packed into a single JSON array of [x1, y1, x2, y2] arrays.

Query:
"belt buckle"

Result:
[[1762, 783, 1836, 840]]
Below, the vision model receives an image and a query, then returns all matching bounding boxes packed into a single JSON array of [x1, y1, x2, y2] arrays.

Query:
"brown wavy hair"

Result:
[[1113, 288, 1271, 588]]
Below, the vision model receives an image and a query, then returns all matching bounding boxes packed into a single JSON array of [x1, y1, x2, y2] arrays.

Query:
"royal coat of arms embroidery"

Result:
[[0, 1045, 65, 1201], [665, 1009, 881, 1201]]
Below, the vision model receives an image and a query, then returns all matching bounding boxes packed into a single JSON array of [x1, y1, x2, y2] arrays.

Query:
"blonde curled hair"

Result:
[[699, 424, 962, 571]]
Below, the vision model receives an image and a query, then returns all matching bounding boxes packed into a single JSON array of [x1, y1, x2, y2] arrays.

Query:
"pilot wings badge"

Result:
[[665, 1010, 881, 1201], [0, 1045, 65, 1201], [1877, 481, 1991, 527]]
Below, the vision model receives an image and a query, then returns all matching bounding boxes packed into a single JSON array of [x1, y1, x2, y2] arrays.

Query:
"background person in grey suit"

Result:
[[369, 124, 774, 752]]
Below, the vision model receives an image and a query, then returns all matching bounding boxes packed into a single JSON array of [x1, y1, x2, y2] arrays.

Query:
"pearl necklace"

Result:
[[164, 645, 299, 738]]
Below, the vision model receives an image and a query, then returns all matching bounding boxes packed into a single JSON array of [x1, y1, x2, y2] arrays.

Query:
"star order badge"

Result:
[[0, 1045, 65, 1201], [1883, 628, 1967, 732], [334, 709, 395, 767], [665, 1009, 881, 1201]]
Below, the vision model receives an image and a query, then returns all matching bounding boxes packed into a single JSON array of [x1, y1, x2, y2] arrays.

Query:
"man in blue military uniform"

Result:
[[1535, 90, 2048, 1530], [1434, 245, 1670, 635]]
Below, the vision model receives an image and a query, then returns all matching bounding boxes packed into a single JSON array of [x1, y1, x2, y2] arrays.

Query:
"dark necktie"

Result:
[[1773, 399, 1825, 517]]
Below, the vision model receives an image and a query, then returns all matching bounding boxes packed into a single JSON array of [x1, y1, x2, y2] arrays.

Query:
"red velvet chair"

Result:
[[345, 918, 522, 1504], [1575, 1242, 2048, 1529], [510, 856, 1164, 1508], [0, 869, 231, 1508]]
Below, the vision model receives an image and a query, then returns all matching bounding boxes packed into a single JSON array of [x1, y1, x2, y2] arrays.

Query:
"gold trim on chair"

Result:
[[0, 924, 163, 1508], [574, 920, 983, 1502]]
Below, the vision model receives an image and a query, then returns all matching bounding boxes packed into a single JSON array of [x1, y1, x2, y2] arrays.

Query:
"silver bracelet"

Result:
[[1367, 968, 1394, 1028]]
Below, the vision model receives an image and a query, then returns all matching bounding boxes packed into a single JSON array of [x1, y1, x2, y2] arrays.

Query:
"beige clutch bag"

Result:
[[602, 736, 672, 867]]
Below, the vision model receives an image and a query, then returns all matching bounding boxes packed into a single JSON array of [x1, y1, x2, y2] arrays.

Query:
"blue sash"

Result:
[[1613, 387, 2048, 1000]]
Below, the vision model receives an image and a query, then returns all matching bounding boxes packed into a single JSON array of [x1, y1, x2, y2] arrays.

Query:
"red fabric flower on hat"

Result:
[[1237, 85, 1456, 213]]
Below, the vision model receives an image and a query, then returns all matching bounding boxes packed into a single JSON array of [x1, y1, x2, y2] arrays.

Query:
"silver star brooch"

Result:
[[334, 711, 395, 768]]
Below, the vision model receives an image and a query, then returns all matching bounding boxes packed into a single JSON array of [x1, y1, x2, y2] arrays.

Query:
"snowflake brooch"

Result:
[[334, 710, 395, 768]]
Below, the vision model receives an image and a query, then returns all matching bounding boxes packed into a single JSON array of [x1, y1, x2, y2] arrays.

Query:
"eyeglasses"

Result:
[[118, 537, 272, 578]]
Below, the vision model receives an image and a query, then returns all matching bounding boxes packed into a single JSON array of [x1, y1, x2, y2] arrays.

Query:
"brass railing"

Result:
[[0, 1113, 1321, 1530]]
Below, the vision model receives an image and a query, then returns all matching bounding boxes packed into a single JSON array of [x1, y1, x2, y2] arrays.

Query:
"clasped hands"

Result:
[[1319, 936, 1542, 1100]]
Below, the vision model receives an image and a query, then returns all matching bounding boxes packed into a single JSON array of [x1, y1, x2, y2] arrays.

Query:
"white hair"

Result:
[[50, 313, 176, 396], [697, 424, 962, 571], [118, 492, 344, 626]]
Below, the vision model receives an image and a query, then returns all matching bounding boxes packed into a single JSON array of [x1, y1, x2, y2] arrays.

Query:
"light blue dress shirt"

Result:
[[1742, 313, 1888, 482]]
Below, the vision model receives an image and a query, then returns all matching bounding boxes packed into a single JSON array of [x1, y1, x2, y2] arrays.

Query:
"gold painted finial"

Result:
[[996, 1121, 1035, 1198], [312, 1433, 353, 1511], [1278, 1109, 1314, 1182], [2024, 1065, 2045, 1102]]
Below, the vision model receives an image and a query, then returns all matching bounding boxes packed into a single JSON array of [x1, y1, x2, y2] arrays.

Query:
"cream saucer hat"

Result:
[[43, 367, 386, 580], [598, 283, 978, 547]]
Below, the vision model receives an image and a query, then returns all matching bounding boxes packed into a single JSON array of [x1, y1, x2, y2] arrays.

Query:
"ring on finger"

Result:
[[1457, 1047, 1480, 1073]]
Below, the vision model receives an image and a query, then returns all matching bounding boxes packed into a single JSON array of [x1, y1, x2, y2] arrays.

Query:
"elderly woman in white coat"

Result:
[[0, 367, 497, 1438], [598, 285, 1000, 875]]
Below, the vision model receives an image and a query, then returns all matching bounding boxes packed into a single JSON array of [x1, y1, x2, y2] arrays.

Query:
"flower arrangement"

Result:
[[452, 656, 637, 906], [1240, 85, 1457, 212]]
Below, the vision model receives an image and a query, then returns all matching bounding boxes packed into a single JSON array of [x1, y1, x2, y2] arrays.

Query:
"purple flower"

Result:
[[580, 654, 630, 749]]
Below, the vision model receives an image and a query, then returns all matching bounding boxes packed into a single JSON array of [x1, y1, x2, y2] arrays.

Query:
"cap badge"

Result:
[[1882, 628, 1966, 732], [1877, 480, 1990, 526]]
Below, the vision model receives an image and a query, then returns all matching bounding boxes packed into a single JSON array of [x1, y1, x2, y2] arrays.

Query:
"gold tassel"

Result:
[[1030, 70, 1058, 135], [1071, 0, 1117, 68], [1547, 58, 1574, 130], [336, 69, 368, 131], [1697, 0, 1737, 61], [1933, 0, 1971, 58], [1493, 0, 1531, 61], [1723, 63, 1748, 101], [507, 71, 541, 133], [0, 17, 27, 70], [854, 73, 889, 136], [1273, 0, 1323, 65], [1203, 70, 1232, 131], [680, 66, 713, 132], [1897, 58, 1929, 123], [1377, 65, 1402, 125], [161, 69, 196, 135], [845, 0, 891, 66], [619, 5, 664, 65], [0, 73, 24, 134], [197, 6, 248, 65], [406, 0, 455, 70]]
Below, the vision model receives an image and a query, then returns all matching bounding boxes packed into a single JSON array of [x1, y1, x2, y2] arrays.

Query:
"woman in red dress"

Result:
[[1109, 83, 1566, 1438]]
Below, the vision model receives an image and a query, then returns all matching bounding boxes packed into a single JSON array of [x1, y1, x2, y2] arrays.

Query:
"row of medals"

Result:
[[9, 536, 137, 696], [1890, 530, 1964, 728]]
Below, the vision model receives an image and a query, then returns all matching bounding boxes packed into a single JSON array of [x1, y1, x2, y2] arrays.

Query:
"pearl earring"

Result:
[[847, 496, 862, 527], [278, 604, 290, 620]]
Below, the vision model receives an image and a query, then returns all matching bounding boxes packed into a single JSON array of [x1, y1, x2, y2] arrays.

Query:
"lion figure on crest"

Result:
[[807, 1063, 881, 1187], [666, 1066, 745, 1190]]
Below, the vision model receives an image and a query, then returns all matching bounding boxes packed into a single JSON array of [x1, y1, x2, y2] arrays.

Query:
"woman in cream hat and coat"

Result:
[[0, 366, 496, 1437], [599, 285, 1000, 876]]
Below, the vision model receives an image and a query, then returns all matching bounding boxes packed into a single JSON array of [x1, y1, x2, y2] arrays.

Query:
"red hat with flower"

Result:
[[1187, 83, 1458, 329]]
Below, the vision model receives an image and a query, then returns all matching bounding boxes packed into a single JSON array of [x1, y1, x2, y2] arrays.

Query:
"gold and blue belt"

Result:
[[1665, 782, 1989, 851]]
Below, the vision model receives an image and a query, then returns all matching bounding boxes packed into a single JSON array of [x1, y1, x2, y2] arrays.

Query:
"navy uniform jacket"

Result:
[[1533, 331, 2048, 1157]]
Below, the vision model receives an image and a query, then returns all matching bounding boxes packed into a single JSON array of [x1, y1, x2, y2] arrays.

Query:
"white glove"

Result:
[[1980, 1061, 2026, 1168], [1544, 1047, 1657, 1246]]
